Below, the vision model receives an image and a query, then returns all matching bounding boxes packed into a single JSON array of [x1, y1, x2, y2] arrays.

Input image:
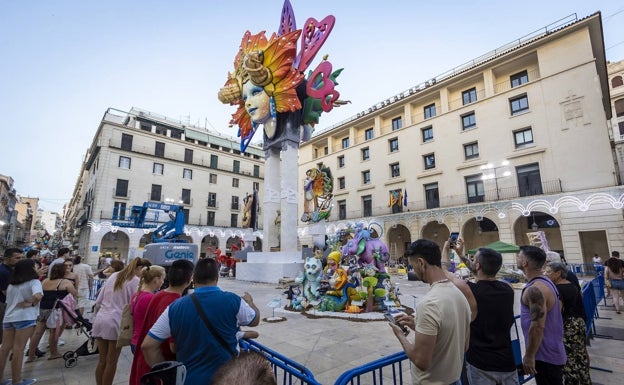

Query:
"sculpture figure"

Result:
[[294, 255, 323, 301], [341, 237, 390, 273], [301, 166, 333, 223]]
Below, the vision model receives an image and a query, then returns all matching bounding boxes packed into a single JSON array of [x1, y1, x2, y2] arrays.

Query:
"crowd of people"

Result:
[[391, 238, 624, 385], [0, 240, 621, 385]]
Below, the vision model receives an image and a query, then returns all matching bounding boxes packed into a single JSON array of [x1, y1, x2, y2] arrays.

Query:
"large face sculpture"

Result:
[[242, 81, 270, 125]]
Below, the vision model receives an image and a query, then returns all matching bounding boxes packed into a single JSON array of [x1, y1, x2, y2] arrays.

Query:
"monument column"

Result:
[[280, 140, 299, 252], [262, 147, 281, 252]]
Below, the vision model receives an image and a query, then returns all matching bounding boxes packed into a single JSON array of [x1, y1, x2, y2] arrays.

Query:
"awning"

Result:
[[468, 240, 520, 254]]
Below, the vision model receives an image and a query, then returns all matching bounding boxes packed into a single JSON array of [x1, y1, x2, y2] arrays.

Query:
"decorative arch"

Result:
[[461, 216, 500, 253], [386, 224, 411, 263], [100, 231, 130, 261], [512, 211, 562, 253], [611, 75, 623, 88], [421, 221, 450, 248], [201, 235, 220, 258]]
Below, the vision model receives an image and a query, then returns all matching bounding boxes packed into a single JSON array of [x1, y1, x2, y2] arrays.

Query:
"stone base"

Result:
[[236, 251, 303, 284]]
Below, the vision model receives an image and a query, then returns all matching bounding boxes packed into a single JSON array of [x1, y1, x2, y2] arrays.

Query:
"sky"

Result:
[[1, 0, 623, 214]]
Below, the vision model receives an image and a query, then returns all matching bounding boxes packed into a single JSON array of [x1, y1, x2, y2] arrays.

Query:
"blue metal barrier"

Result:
[[511, 315, 534, 384], [89, 278, 105, 301], [334, 351, 408, 385], [239, 339, 322, 385]]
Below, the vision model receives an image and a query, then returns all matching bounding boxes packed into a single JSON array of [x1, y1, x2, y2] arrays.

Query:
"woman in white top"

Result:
[[0, 259, 43, 385]]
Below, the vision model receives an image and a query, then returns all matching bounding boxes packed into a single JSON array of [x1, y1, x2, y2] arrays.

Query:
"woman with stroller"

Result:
[[92, 257, 151, 385], [26, 263, 77, 362], [0, 259, 43, 385], [130, 265, 165, 353]]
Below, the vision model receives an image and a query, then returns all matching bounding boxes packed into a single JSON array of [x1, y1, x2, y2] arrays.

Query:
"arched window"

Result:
[[612, 76, 624, 88]]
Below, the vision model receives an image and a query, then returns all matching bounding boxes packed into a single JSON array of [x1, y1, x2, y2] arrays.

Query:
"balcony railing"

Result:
[[448, 89, 486, 111], [334, 179, 562, 220], [493, 69, 541, 94]]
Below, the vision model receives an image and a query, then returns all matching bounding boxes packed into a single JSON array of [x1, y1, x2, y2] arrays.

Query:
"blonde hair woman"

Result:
[[130, 265, 165, 353], [92, 257, 151, 385]]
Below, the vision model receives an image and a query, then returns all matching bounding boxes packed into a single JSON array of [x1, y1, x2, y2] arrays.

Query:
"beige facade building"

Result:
[[64, 107, 265, 265], [298, 13, 623, 265], [609, 59, 624, 183]]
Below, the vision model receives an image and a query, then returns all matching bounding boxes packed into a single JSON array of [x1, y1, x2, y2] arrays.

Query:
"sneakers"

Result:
[[12, 380, 37, 385], [58, 339, 65, 346], [24, 349, 45, 358]]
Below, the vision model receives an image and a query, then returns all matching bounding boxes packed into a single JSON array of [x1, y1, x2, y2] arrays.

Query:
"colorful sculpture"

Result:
[[341, 223, 390, 273], [302, 165, 334, 223], [217, 0, 348, 153], [294, 255, 323, 301]]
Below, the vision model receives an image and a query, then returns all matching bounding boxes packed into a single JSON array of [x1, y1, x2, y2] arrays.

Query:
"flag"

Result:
[[403, 189, 408, 207]]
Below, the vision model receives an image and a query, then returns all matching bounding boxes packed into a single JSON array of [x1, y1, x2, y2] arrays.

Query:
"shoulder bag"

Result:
[[190, 293, 236, 358], [117, 293, 138, 348]]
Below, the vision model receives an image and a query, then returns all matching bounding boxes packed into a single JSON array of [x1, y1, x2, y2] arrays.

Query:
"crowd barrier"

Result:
[[89, 278, 105, 301], [241, 316, 534, 385]]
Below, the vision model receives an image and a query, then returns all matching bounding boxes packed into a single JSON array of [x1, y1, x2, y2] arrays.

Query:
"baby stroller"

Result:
[[56, 299, 98, 368]]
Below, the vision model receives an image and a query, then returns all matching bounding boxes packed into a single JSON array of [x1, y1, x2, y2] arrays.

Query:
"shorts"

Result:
[[3, 320, 37, 330], [37, 308, 54, 323]]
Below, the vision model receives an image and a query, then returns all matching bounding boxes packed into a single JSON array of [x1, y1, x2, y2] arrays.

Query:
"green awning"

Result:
[[469, 240, 520, 254], [184, 129, 210, 142]]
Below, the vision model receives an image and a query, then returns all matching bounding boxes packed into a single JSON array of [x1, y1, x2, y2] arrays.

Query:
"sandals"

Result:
[[25, 357, 37, 363]]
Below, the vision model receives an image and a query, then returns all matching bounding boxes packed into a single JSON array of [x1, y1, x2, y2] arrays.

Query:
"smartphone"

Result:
[[450, 232, 459, 248], [385, 313, 409, 335]]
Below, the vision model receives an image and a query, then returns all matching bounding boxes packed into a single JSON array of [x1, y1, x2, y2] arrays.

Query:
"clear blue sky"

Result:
[[1, 0, 623, 213]]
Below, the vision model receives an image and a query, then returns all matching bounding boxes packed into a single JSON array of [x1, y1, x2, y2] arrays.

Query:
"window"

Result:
[[338, 156, 345, 168], [514, 127, 534, 148], [155, 141, 165, 158], [230, 213, 238, 228], [182, 168, 192, 180], [365, 128, 374, 140], [233, 160, 240, 173], [153, 163, 164, 175], [362, 195, 372, 217], [207, 192, 217, 208], [362, 170, 371, 184], [462, 112, 476, 130], [465, 174, 485, 203], [516, 163, 543, 197], [425, 183, 439, 209], [150, 184, 162, 201], [341, 137, 350, 149], [183, 209, 190, 225], [232, 178, 239, 188], [338, 200, 347, 220], [424, 103, 436, 119], [462, 87, 477, 105], [422, 126, 433, 142], [140, 123, 151, 132], [231, 196, 239, 210], [361, 147, 370, 161], [463, 142, 479, 160], [390, 163, 400, 178], [207, 211, 215, 226], [209, 173, 217, 184], [389, 138, 399, 153], [253, 182, 259, 191], [113, 202, 126, 219], [612, 76, 624, 88], [614, 99, 624, 118], [118, 156, 131, 169], [210, 154, 218, 169], [511, 70, 529, 88], [392, 117, 402, 131], [314, 148, 318, 158], [338, 177, 345, 189], [121, 133, 133, 151], [510, 94, 529, 115], [423, 153, 435, 170], [184, 149, 193, 164], [253, 165, 260, 177], [181, 189, 191, 205], [115, 179, 128, 197], [619, 121, 624, 137], [324, 146, 328, 155]]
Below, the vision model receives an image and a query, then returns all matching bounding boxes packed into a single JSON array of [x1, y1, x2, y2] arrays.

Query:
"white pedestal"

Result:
[[236, 251, 303, 283]]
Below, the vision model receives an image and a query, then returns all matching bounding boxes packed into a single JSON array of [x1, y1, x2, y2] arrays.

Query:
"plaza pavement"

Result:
[[17, 274, 624, 385]]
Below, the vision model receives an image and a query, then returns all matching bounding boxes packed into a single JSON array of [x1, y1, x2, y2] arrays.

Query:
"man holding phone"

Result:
[[390, 239, 471, 385]]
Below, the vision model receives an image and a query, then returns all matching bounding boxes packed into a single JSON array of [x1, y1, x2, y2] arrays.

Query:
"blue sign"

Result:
[[92, 246, 99, 252]]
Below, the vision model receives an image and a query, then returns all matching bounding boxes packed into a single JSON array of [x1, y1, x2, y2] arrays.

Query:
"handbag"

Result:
[[117, 294, 138, 348], [190, 294, 236, 358], [46, 307, 62, 329]]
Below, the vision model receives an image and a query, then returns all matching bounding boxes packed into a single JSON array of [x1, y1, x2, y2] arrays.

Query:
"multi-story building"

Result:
[[12, 198, 35, 249], [609, 59, 624, 183], [64, 107, 265, 265], [0, 174, 18, 252], [298, 12, 623, 264]]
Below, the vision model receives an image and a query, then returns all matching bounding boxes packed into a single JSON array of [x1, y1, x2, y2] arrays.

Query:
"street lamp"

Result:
[[481, 160, 511, 200]]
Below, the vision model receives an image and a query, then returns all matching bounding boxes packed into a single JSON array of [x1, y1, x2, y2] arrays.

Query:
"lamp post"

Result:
[[481, 160, 511, 201]]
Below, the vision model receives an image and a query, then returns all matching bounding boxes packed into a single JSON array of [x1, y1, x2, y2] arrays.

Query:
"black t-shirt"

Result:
[[0, 264, 12, 303], [465, 280, 516, 372], [556, 282, 587, 322]]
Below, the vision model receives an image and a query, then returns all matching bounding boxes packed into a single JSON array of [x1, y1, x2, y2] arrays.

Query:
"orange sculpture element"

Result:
[[219, 30, 304, 141]]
